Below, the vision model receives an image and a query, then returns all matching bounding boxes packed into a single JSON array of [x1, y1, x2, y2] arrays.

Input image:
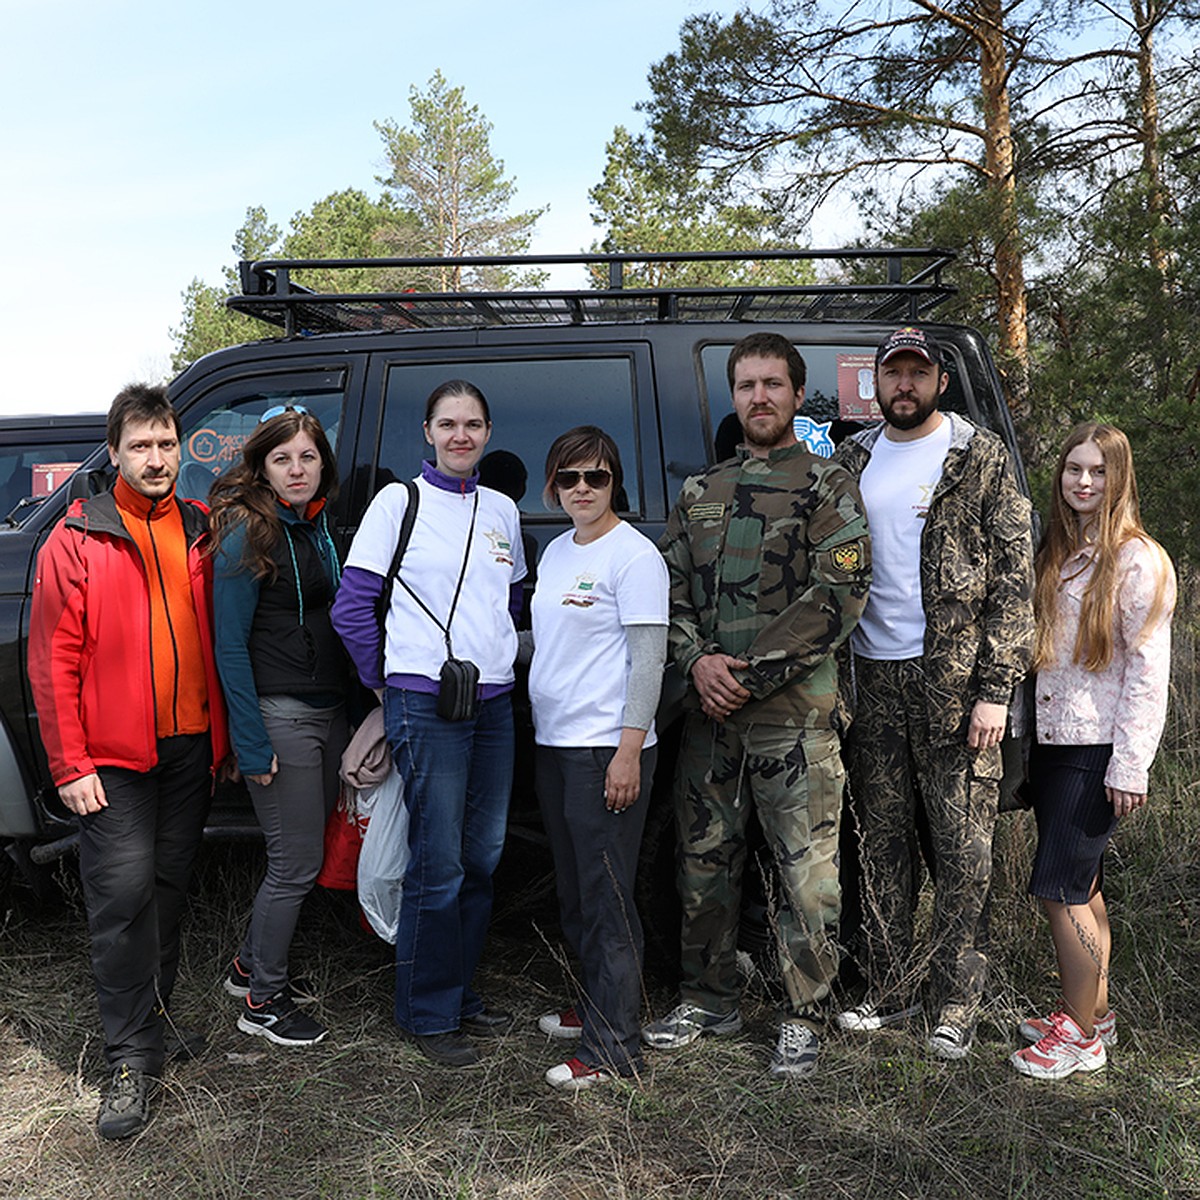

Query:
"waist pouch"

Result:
[[437, 657, 480, 722]]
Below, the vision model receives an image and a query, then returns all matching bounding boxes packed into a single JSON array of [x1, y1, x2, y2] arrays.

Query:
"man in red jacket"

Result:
[[30, 383, 229, 1141]]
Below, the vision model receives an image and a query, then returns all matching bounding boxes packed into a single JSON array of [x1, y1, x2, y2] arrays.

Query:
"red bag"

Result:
[[316, 786, 367, 890]]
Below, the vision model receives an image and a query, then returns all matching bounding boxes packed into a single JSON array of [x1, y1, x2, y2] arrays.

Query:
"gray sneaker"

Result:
[[836, 998, 922, 1032], [641, 1002, 742, 1050], [928, 1022, 974, 1060], [97, 1063, 156, 1140], [768, 1022, 820, 1078]]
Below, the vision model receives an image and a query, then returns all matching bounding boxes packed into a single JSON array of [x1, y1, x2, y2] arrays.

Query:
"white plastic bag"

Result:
[[355, 769, 410, 944]]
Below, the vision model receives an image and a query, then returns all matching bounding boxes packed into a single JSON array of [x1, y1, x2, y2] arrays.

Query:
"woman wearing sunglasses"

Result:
[[331, 380, 526, 1068], [529, 426, 668, 1091], [209, 405, 346, 1047]]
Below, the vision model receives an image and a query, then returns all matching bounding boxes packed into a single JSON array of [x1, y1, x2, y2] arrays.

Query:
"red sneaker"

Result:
[[537, 1006, 583, 1039]]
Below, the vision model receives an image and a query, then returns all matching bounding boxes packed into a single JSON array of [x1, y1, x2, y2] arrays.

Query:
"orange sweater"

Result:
[[114, 476, 209, 737]]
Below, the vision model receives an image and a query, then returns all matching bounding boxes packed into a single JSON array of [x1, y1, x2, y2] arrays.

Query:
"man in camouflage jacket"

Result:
[[642, 332, 871, 1079], [832, 327, 1034, 1060]]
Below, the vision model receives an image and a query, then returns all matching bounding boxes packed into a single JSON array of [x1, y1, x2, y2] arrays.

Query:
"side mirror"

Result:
[[67, 465, 114, 502]]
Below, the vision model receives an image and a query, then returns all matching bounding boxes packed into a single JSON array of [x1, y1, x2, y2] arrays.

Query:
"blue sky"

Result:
[[0, 0, 733, 415]]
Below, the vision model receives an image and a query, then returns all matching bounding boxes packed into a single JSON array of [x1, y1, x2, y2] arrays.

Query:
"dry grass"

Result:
[[2, 622, 1198, 1199]]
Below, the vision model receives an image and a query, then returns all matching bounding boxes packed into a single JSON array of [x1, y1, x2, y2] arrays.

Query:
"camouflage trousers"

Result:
[[847, 656, 1001, 1028], [675, 714, 844, 1020]]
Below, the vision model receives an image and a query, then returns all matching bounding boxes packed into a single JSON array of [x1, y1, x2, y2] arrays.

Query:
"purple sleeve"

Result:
[[331, 565, 387, 690], [509, 580, 524, 625]]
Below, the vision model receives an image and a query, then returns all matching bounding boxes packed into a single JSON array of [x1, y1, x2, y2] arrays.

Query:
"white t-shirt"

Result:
[[345, 478, 526, 683], [529, 520, 669, 748], [852, 418, 951, 660]]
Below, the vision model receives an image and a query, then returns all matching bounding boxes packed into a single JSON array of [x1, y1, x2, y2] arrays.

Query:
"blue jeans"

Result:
[[383, 688, 514, 1035]]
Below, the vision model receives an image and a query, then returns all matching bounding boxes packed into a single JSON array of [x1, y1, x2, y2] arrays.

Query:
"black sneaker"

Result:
[[460, 1006, 515, 1037], [405, 1030, 481, 1067], [237, 993, 328, 1046], [223, 957, 318, 1005], [97, 1063, 156, 1140]]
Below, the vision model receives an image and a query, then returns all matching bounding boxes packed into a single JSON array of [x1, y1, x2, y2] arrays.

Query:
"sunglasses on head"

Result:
[[555, 468, 612, 490], [259, 403, 309, 424]]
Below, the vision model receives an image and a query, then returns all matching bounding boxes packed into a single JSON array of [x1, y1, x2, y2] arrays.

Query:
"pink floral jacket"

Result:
[[1035, 536, 1175, 793]]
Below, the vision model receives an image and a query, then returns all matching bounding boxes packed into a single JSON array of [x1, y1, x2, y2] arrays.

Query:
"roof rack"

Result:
[[228, 248, 957, 337]]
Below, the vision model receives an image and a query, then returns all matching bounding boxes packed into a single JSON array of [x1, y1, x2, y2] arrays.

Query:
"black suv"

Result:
[[0, 248, 1028, 890]]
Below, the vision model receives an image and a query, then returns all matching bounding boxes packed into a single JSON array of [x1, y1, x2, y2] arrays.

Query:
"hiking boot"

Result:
[[1011, 1011, 1106, 1080], [460, 1006, 515, 1037], [223, 956, 318, 1005], [928, 1022, 974, 1060], [545, 1056, 614, 1092], [405, 1030, 481, 1068], [768, 1022, 820, 1079], [163, 1023, 208, 1062], [237, 993, 328, 1046], [538, 1006, 583, 1039], [97, 1063, 156, 1141], [154, 1005, 207, 1062], [836, 998, 922, 1032], [641, 1003, 742, 1050], [1020, 1007, 1117, 1048]]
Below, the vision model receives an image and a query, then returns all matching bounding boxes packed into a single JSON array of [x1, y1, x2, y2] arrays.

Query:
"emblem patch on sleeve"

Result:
[[688, 502, 726, 521], [831, 542, 864, 573]]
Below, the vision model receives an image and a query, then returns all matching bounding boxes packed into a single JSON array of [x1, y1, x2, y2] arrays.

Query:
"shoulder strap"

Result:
[[375, 480, 420, 683]]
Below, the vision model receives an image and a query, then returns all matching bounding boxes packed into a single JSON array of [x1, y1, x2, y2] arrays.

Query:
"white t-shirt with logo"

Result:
[[852, 418, 952, 660], [345, 478, 526, 683], [529, 520, 669, 748]]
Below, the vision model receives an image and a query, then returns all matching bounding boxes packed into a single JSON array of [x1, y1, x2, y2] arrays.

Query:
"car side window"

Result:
[[175, 379, 345, 502], [375, 357, 643, 516], [0, 439, 100, 523], [699, 342, 973, 457]]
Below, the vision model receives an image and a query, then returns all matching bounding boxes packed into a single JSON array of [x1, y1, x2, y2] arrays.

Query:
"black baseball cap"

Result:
[[875, 327, 944, 368]]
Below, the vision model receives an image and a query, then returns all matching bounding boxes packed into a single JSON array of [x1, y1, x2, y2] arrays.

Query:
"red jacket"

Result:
[[29, 489, 230, 786]]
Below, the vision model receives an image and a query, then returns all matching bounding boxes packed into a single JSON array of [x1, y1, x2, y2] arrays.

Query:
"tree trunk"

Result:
[[977, 0, 1030, 419], [1132, 0, 1171, 284]]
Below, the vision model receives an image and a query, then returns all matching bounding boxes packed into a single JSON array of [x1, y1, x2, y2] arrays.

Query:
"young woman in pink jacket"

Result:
[[1011, 423, 1176, 1080]]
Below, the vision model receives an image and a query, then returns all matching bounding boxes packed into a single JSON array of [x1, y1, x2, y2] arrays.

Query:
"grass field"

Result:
[[1, 629, 1197, 1199]]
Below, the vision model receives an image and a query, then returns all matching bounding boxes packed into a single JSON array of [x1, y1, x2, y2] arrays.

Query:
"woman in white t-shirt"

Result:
[[331, 380, 526, 1069], [528, 425, 669, 1092]]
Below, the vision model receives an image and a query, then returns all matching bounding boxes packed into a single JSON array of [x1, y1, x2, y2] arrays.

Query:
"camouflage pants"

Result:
[[675, 715, 844, 1020], [847, 656, 1001, 1028]]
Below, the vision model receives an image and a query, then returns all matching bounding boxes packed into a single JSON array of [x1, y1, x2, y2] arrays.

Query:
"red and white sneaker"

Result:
[[545, 1056, 614, 1092], [1010, 1011, 1106, 1080], [537, 1006, 583, 1039], [1019, 1007, 1117, 1048]]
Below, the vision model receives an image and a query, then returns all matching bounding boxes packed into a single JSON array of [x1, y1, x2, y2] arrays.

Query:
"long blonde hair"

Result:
[[1033, 423, 1173, 672]]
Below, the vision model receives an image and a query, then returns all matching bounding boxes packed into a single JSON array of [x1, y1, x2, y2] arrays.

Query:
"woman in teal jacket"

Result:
[[209, 406, 347, 1048]]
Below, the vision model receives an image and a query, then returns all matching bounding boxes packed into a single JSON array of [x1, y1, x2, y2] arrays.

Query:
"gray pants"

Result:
[[535, 744, 655, 1076], [240, 696, 347, 1003]]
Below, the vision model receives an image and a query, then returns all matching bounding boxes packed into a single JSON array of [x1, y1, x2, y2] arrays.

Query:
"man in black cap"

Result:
[[832, 327, 1034, 1060]]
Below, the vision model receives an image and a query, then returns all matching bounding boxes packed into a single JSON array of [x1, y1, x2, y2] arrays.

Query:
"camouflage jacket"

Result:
[[660, 441, 871, 731], [833, 413, 1035, 741]]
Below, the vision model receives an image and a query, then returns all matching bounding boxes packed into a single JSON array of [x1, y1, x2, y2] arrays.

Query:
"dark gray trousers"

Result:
[[83, 733, 212, 1073], [240, 697, 347, 1003], [535, 744, 655, 1076]]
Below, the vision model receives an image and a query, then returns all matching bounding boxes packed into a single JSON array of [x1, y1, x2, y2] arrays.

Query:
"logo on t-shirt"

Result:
[[562, 573, 599, 608], [484, 528, 515, 566], [915, 482, 935, 518]]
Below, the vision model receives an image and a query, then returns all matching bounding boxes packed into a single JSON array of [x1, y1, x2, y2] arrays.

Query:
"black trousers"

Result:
[[80, 733, 211, 1073], [535, 744, 655, 1076]]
